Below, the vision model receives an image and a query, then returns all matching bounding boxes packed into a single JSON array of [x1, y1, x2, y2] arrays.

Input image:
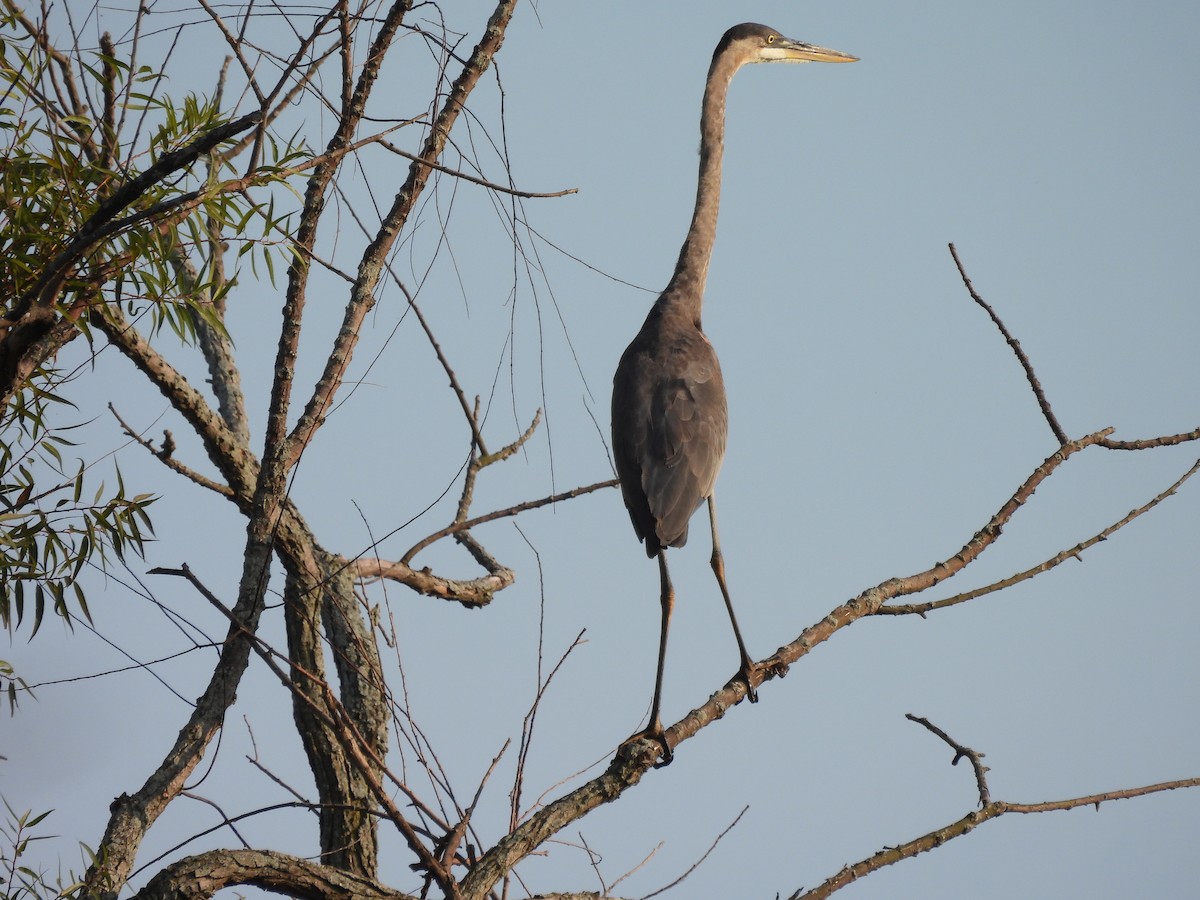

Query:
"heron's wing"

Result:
[[642, 346, 727, 549]]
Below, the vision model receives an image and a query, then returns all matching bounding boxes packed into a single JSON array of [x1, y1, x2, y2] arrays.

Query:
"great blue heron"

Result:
[[611, 23, 856, 765]]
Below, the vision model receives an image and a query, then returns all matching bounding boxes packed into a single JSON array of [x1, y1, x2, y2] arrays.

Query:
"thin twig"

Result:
[[179, 792, 252, 850], [637, 806, 749, 899], [405, 286, 490, 457], [949, 242, 1069, 445], [402, 474, 616, 566], [379, 138, 577, 198], [441, 740, 510, 873], [905, 714, 990, 807], [878, 457, 1200, 615], [579, 832, 607, 896], [512, 628, 587, 831], [109, 403, 236, 499]]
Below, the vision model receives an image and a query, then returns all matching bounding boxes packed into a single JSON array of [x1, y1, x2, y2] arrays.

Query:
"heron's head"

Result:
[[716, 22, 858, 68]]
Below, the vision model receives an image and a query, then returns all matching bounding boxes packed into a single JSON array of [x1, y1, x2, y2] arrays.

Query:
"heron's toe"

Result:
[[619, 725, 673, 767], [731, 659, 765, 703]]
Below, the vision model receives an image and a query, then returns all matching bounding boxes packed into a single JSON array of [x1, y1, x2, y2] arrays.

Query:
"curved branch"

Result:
[[379, 138, 577, 198], [352, 557, 515, 609], [905, 714, 990, 807], [131, 848, 416, 900]]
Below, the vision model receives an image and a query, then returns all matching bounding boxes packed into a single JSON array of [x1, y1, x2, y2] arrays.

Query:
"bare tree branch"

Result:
[[877, 457, 1200, 616], [131, 848, 418, 900], [351, 557, 515, 608], [794, 767, 1198, 899], [949, 242, 1069, 445], [905, 714, 990, 807], [1100, 428, 1200, 450], [379, 138, 578, 198], [461, 430, 1119, 898]]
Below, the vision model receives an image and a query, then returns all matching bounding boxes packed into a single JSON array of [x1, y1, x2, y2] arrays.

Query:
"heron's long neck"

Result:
[[663, 50, 741, 319]]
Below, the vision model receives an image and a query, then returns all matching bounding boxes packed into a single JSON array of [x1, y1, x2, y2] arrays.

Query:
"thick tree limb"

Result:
[[82, 545, 270, 895], [130, 848, 416, 900]]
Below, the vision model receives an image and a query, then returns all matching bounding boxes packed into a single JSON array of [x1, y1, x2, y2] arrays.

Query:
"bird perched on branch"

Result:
[[611, 23, 857, 765]]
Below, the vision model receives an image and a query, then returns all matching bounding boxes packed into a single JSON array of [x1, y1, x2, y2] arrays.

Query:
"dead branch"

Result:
[[662, 429, 1115, 752], [949, 242, 1068, 445], [460, 430, 1116, 898], [351, 556, 515, 608], [130, 848, 418, 900], [1100, 428, 1200, 450], [402, 475, 618, 566], [877, 456, 1200, 616], [905, 714, 990, 807], [638, 806, 748, 899], [380, 138, 578, 198], [109, 403, 236, 500], [793, 753, 1198, 899], [402, 285, 490, 457]]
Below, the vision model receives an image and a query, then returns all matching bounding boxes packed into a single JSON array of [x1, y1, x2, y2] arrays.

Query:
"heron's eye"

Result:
[[766, 34, 776, 44]]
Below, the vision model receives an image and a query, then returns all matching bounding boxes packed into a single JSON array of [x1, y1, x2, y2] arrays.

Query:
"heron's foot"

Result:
[[731, 659, 766, 704], [620, 723, 673, 768]]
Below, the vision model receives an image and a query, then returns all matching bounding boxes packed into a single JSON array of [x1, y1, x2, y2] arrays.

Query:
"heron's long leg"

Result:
[[644, 551, 674, 765], [708, 493, 758, 703]]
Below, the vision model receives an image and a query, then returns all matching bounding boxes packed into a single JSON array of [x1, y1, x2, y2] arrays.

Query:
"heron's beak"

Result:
[[764, 38, 858, 64]]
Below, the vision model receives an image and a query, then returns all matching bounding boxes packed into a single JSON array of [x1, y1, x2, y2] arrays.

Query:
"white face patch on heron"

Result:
[[758, 46, 812, 63]]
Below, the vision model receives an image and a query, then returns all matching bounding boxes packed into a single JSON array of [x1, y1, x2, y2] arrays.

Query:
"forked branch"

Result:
[[877, 457, 1200, 616], [791, 717, 1199, 900], [905, 714, 990, 806]]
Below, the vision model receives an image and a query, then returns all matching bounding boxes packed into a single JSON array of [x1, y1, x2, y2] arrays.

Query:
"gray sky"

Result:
[[6, 2, 1199, 898]]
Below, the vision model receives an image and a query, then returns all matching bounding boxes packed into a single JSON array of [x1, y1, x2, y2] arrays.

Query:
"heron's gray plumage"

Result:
[[614, 304, 726, 556]]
